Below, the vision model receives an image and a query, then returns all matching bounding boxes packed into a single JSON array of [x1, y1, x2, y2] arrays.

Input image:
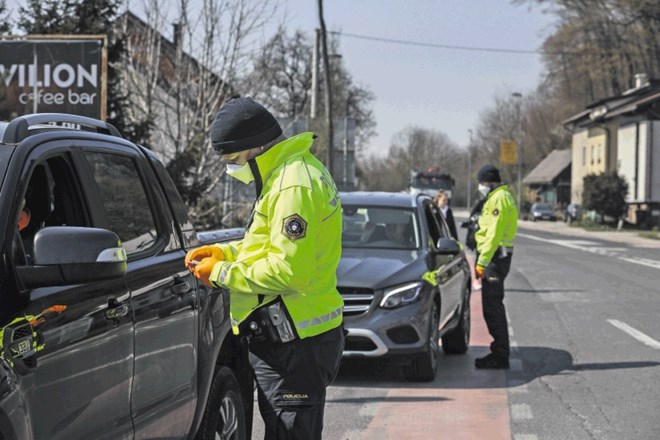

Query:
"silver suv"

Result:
[[337, 192, 471, 381]]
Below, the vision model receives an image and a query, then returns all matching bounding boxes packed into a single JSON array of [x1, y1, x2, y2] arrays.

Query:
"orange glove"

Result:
[[185, 245, 224, 271], [193, 257, 221, 288], [475, 265, 485, 279]]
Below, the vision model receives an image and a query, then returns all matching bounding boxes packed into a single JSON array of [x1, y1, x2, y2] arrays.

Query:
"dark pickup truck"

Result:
[[0, 114, 251, 440]]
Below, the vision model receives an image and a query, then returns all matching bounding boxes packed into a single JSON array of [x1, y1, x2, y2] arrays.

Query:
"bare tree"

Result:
[[360, 126, 462, 194], [245, 29, 376, 155], [517, 0, 660, 105], [0, 0, 11, 33], [471, 91, 529, 204], [244, 28, 313, 122], [118, 0, 278, 227]]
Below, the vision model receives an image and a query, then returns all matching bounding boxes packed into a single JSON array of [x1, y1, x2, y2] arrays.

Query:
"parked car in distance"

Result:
[[564, 203, 582, 222], [530, 202, 557, 221], [0, 114, 252, 440], [337, 192, 472, 382]]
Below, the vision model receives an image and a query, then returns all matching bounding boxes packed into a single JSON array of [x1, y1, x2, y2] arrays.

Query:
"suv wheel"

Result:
[[441, 282, 471, 354], [197, 366, 247, 440], [402, 300, 439, 382]]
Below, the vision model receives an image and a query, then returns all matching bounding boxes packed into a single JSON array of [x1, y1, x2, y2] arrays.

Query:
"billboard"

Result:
[[0, 36, 107, 120]]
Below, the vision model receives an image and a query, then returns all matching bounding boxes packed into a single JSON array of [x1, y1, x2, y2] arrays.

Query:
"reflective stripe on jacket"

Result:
[[475, 184, 518, 268], [209, 132, 344, 339]]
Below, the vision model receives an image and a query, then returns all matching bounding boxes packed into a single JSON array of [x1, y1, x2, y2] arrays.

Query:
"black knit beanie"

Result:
[[210, 97, 282, 154], [477, 164, 501, 183]]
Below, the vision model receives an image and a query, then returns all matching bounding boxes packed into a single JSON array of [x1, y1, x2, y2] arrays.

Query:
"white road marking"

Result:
[[518, 233, 660, 270], [511, 403, 533, 420], [618, 257, 660, 270], [549, 239, 599, 246], [608, 319, 660, 350]]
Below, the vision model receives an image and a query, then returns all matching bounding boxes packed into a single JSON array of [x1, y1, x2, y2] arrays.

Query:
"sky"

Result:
[[3, 0, 557, 154], [278, 0, 557, 153]]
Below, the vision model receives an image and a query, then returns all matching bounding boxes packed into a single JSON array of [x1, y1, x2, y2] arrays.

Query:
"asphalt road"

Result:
[[252, 217, 660, 439]]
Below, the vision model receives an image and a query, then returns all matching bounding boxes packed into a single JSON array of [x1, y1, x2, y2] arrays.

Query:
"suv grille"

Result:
[[338, 287, 374, 317]]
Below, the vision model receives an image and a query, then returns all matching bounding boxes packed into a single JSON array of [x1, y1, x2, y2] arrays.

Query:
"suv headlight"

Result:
[[380, 282, 423, 309]]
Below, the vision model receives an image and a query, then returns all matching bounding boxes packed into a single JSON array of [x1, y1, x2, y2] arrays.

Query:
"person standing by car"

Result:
[[185, 97, 345, 439], [434, 190, 458, 240], [462, 198, 485, 252], [473, 164, 518, 369]]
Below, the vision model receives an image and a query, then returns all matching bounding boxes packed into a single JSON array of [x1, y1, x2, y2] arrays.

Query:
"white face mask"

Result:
[[226, 162, 254, 184], [478, 184, 491, 198]]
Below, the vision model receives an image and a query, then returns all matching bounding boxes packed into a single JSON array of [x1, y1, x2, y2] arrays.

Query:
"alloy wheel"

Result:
[[216, 395, 239, 440]]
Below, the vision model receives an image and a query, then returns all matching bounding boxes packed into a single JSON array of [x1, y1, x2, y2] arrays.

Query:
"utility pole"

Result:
[[467, 129, 473, 211], [343, 90, 353, 190], [512, 92, 523, 212], [310, 29, 320, 120], [317, 0, 334, 178]]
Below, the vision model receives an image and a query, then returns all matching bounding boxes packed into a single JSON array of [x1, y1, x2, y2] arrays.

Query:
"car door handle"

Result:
[[172, 276, 192, 295], [105, 302, 129, 320]]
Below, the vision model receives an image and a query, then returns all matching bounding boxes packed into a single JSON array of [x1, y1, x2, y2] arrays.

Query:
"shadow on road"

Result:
[[333, 346, 660, 390], [507, 288, 588, 293], [329, 395, 450, 404]]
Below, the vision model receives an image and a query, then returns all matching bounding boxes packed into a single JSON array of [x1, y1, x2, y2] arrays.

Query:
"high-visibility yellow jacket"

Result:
[[209, 132, 344, 339], [475, 184, 518, 268]]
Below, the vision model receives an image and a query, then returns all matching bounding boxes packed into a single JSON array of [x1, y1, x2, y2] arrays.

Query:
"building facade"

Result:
[[563, 74, 660, 227]]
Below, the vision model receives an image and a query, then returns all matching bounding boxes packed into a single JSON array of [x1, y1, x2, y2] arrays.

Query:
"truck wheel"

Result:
[[442, 283, 471, 354], [197, 366, 247, 440], [402, 301, 439, 382]]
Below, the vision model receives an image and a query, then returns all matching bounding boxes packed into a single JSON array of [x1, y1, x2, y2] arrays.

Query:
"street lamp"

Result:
[[467, 129, 473, 210], [512, 92, 523, 212]]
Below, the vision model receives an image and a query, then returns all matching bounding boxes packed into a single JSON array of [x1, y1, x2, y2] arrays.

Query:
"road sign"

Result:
[[500, 140, 518, 165]]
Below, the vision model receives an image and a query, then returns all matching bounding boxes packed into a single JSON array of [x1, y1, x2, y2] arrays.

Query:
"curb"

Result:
[[453, 209, 660, 249]]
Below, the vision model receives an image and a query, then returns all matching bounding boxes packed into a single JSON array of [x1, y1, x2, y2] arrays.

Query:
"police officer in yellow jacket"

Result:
[[185, 97, 344, 439], [474, 164, 517, 369]]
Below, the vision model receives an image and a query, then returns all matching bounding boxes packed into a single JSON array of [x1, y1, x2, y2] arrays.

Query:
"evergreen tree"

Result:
[[18, 0, 151, 145], [582, 172, 628, 222]]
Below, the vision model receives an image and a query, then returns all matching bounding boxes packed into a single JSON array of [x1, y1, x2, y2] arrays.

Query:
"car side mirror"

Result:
[[435, 237, 461, 255], [17, 226, 127, 289]]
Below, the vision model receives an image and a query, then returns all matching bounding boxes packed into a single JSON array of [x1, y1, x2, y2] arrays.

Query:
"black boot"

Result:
[[475, 353, 509, 369]]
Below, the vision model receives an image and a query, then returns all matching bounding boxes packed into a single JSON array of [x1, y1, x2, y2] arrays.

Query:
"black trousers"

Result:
[[248, 325, 345, 440], [481, 252, 513, 358]]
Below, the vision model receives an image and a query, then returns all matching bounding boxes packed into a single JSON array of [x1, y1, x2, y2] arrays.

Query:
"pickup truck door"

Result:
[[79, 142, 198, 438], [422, 200, 463, 328], [3, 144, 134, 440]]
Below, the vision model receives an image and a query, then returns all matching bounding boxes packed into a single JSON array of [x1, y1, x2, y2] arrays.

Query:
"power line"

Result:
[[328, 30, 597, 56]]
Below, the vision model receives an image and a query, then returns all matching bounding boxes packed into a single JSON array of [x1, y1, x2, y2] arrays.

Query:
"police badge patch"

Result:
[[282, 214, 307, 240]]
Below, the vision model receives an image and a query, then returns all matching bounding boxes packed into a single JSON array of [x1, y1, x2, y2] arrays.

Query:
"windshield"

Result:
[[411, 175, 453, 190], [534, 203, 552, 210], [342, 205, 419, 250]]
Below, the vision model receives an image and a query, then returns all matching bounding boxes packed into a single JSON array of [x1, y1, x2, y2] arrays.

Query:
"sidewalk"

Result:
[[453, 208, 660, 249]]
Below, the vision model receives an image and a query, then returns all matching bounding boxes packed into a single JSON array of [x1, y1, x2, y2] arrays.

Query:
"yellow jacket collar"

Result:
[[487, 184, 508, 198], [254, 132, 315, 181]]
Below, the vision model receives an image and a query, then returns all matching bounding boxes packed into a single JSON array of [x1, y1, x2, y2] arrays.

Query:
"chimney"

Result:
[[634, 73, 649, 89]]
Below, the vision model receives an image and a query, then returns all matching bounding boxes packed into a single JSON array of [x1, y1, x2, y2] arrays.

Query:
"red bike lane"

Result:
[[360, 260, 511, 439]]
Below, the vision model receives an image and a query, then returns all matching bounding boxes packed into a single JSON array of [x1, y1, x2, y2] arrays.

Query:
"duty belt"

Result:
[[241, 298, 299, 344]]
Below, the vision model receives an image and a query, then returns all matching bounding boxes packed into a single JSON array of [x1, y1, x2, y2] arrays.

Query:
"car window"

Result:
[[342, 205, 418, 249], [85, 151, 158, 255], [15, 155, 89, 266], [423, 201, 446, 248]]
